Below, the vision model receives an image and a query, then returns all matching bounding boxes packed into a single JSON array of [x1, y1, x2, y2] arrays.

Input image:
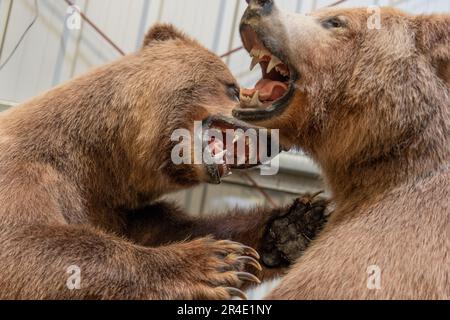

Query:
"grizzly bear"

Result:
[[234, 0, 449, 299], [0, 24, 328, 300]]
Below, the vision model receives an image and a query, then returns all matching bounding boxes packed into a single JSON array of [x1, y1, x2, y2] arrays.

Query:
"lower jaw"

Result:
[[233, 80, 296, 122]]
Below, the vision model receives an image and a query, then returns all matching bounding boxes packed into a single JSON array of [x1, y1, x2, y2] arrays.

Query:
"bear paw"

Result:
[[168, 238, 262, 300], [260, 193, 331, 268]]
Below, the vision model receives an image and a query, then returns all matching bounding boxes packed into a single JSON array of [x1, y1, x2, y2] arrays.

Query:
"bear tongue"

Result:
[[242, 79, 288, 102]]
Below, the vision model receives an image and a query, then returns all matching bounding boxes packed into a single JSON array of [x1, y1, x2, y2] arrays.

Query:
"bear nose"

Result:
[[243, 0, 274, 19], [246, 0, 273, 6]]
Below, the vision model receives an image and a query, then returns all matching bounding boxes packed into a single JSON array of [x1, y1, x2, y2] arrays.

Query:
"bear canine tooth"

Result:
[[250, 56, 259, 71], [267, 55, 282, 74], [250, 48, 260, 58], [260, 48, 271, 58], [251, 90, 261, 106]]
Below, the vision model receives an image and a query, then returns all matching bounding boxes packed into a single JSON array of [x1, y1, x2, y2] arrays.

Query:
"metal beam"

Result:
[[0, 0, 13, 61], [0, 99, 14, 111]]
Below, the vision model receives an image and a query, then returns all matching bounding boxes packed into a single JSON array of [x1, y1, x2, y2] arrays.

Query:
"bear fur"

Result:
[[235, 1, 450, 299], [0, 24, 327, 299]]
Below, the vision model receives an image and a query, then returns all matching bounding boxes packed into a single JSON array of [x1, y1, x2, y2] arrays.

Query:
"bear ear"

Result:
[[143, 23, 187, 47], [415, 15, 450, 85]]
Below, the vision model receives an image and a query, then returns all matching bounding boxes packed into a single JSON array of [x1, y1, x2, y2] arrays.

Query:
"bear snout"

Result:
[[243, 0, 274, 20]]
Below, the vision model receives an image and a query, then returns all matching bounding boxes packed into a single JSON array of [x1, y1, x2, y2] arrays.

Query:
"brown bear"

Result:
[[234, 0, 449, 299], [0, 24, 328, 300]]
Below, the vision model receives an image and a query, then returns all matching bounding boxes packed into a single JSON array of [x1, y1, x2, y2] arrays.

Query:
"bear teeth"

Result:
[[239, 89, 263, 108], [250, 56, 259, 71], [250, 48, 260, 57], [251, 90, 261, 106], [250, 47, 271, 59], [275, 66, 289, 77], [250, 47, 287, 77], [267, 56, 282, 74]]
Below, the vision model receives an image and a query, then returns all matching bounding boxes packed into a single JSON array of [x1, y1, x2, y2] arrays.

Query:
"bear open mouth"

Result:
[[233, 26, 297, 122], [202, 115, 277, 184]]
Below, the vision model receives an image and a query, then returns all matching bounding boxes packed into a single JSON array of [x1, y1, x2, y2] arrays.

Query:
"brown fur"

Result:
[[0, 24, 327, 299], [237, 2, 450, 299]]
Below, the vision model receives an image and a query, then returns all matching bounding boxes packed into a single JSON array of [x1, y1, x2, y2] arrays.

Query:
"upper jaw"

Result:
[[233, 23, 298, 122]]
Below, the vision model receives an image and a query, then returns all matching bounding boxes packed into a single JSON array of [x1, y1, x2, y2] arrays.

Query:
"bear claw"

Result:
[[224, 287, 248, 300], [237, 256, 263, 271], [236, 271, 262, 284]]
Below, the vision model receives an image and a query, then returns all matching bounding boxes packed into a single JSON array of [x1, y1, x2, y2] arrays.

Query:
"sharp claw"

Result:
[[301, 190, 325, 203], [224, 287, 248, 300], [236, 271, 261, 284], [241, 245, 261, 260], [312, 190, 325, 198], [217, 240, 261, 260], [237, 256, 262, 271]]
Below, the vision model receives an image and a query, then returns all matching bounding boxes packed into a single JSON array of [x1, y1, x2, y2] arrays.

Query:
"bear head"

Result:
[[117, 24, 276, 200], [233, 1, 450, 198]]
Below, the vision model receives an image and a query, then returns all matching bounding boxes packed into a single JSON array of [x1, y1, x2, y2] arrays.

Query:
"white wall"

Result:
[[0, 0, 449, 103]]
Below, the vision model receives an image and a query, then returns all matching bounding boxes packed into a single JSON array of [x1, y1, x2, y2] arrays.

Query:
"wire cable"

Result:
[[63, 0, 125, 56], [0, 0, 39, 72]]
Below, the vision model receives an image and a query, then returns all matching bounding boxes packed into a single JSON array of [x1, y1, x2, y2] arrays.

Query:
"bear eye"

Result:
[[321, 17, 346, 29], [227, 84, 240, 102]]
